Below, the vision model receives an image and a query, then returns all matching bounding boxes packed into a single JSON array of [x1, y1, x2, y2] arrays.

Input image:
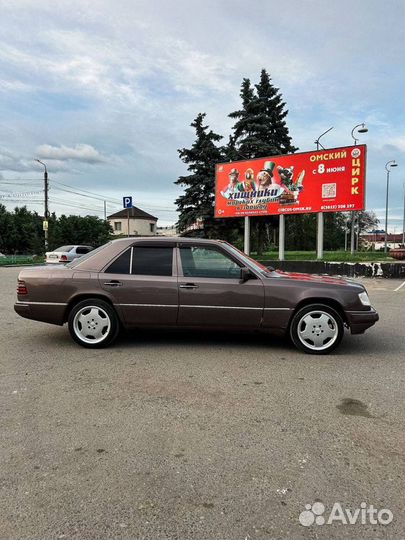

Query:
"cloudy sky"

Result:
[[0, 0, 404, 229]]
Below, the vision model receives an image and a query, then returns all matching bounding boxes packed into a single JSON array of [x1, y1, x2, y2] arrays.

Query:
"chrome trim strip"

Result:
[[345, 310, 376, 314], [129, 247, 133, 274], [180, 305, 261, 310], [264, 307, 291, 311], [117, 304, 291, 311], [119, 303, 177, 308], [16, 301, 67, 306]]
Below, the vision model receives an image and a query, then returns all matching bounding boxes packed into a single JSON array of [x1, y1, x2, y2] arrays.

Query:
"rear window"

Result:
[[76, 246, 93, 255], [55, 245, 74, 252]]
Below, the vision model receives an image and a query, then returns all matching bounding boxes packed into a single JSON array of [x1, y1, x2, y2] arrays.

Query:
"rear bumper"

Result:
[[345, 307, 379, 334], [14, 301, 65, 325]]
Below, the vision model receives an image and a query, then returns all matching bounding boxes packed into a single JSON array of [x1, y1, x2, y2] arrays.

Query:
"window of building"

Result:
[[149, 223, 155, 233], [132, 247, 173, 276], [114, 222, 122, 232], [180, 246, 241, 279], [105, 248, 131, 274]]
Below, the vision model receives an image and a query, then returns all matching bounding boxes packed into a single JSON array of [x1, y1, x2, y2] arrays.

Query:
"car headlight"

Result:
[[358, 291, 371, 306]]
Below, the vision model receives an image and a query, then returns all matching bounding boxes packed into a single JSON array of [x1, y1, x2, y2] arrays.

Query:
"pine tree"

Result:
[[229, 69, 297, 159], [175, 113, 227, 238], [228, 69, 297, 253]]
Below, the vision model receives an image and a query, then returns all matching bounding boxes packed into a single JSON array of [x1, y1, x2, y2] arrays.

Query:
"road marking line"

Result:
[[394, 280, 405, 292]]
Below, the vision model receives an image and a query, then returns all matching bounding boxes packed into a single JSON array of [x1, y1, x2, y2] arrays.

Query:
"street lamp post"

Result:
[[351, 123, 368, 146], [314, 126, 334, 151], [35, 159, 49, 250], [314, 127, 334, 260], [350, 123, 368, 253], [384, 160, 398, 252]]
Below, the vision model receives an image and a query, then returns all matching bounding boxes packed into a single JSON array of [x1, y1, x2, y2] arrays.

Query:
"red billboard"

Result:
[[215, 145, 366, 218]]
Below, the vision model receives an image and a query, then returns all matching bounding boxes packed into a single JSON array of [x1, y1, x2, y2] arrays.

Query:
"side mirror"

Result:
[[240, 267, 253, 283]]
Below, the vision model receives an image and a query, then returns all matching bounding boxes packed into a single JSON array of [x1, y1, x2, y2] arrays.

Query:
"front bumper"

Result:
[[345, 307, 379, 334]]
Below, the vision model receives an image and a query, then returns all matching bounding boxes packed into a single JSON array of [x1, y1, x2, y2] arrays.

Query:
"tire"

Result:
[[68, 299, 119, 348], [290, 303, 344, 355]]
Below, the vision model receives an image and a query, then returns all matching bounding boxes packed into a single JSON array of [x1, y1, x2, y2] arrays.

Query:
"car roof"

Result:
[[71, 237, 226, 271], [110, 237, 224, 246]]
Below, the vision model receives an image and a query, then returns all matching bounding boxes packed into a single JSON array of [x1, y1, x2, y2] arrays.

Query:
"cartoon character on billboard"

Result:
[[221, 168, 240, 199], [257, 161, 276, 190], [240, 168, 257, 192], [277, 166, 294, 192], [276, 166, 306, 204]]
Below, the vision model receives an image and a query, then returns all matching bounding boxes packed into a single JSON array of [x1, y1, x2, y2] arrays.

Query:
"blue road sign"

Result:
[[123, 196, 133, 209]]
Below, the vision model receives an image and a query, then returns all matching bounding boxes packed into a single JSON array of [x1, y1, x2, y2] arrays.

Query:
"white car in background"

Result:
[[45, 245, 94, 264]]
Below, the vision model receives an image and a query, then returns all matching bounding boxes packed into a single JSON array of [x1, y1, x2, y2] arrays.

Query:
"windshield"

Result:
[[67, 242, 112, 268], [54, 245, 74, 252], [223, 242, 273, 276]]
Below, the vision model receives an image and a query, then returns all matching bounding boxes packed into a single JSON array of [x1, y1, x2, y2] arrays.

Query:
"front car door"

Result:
[[177, 243, 264, 328], [99, 241, 178, 326]]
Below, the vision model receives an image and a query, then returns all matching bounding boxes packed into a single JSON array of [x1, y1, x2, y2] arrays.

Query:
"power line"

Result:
[[2, 177, 178, 214]]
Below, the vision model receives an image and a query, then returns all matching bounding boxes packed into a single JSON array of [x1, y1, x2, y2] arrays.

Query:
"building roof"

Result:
[[107, 206, 157, 221]]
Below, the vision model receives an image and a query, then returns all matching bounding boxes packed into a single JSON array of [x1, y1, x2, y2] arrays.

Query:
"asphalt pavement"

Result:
[[1, 267, 404, 540]]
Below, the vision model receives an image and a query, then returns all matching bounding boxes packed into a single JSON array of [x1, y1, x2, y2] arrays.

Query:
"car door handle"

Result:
[[103, 280, 123, 287], [179, 283, 199, 289]]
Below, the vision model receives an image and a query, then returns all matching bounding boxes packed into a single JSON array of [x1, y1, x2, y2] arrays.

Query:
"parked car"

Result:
[[45, 245, 93, 264], [15, 237, 378, 353]]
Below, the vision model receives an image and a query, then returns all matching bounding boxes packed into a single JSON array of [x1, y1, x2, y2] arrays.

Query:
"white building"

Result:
[[156, 225, 178, 237], [107, 207, 158, 236]]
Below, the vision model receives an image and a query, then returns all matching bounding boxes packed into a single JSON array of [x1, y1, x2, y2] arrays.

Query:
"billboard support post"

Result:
[[244, 216, 250, 255], [317, 212, 324, 259], [350, 212, 355, 254], [279, 214, 285, 261]]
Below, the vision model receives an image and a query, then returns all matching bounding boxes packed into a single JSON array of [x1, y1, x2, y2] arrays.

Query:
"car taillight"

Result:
[[17, 280, 28, 295], [60, 255, 68, 261]]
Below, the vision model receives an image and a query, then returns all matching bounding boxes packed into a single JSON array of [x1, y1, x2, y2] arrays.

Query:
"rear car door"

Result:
[[177, 243, 264, 328], [99, 242, 178, 326]]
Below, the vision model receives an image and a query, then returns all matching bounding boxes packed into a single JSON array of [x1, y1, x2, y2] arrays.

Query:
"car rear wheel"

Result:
[[290, 303, 344, 354], [68, 299, 119, 348]]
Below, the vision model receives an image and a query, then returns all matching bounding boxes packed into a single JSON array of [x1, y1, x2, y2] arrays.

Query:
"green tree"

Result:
[[228, 69, 298, 253], [0, 204, 14, 253], [229, 70, 297, 159], [285, 212, 347, 251], [48, 215, 112, 249], [10, 207, 43, 253], [175, 113, 241, 239]]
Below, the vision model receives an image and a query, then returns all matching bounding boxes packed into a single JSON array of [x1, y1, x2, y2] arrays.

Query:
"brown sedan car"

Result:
[[14, 237, 378, 354]]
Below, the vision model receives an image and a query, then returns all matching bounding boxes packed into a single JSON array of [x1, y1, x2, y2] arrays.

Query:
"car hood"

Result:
[[271, 269, 356, 287]]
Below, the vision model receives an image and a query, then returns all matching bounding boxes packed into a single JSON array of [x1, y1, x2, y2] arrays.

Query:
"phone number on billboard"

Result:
[[320, 203, 356, 210]]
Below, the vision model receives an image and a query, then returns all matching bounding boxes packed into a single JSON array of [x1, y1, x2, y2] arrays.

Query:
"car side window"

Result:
[[132, 247, 173, 276], [105, 248, 131, 274], [180, 246, 241, 279], [76, 246, 90, 255]]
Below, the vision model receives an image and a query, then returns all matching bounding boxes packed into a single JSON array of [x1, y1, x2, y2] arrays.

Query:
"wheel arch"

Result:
[[290, 297, 348, 327], [64, 293, 122, 324]]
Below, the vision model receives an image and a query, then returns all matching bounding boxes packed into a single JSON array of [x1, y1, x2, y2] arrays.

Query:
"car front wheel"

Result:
[[68, 299, 119, 348], [290, 303, 344, 354]]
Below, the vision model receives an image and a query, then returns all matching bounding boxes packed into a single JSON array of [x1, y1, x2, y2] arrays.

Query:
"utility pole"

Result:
[[36, 159, 49, 250]]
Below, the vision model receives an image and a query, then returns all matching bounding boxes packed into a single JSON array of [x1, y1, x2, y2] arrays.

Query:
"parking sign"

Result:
[[123, 196, 133, 208]]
